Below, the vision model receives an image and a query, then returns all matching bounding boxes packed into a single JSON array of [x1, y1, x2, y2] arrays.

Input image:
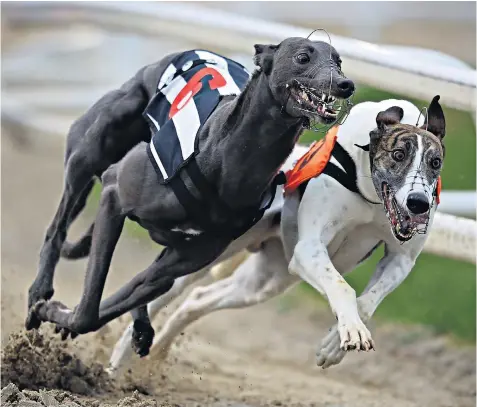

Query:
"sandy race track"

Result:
[[1, 131, 475, 406]]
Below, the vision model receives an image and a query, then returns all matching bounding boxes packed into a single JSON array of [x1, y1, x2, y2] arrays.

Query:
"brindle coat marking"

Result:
[[370, 124, 444, 196], [367, 99, 445, 239]]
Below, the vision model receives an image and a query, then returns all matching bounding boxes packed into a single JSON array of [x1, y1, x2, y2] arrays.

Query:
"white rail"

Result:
[[3, 1, 476, 112], [425, 212, 476, 264]]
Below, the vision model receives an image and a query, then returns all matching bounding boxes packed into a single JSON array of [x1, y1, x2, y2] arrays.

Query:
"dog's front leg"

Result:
[[76, 236, 230, 345], [316, 250, 415, 368], [289, 239, 374, 352]]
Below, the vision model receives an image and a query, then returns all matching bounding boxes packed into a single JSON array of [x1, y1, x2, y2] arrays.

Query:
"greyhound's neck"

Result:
[[202, 71, 304, 208], [339, 129, 381, 204]]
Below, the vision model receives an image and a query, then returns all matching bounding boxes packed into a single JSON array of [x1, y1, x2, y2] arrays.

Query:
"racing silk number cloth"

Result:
[[143, 50, 284, 239], [145, 50, 250, 183]]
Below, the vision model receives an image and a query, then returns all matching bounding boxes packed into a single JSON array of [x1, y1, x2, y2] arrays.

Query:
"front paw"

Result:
[[132, 320, 155, 357], [337, 317, 374, 351], [316, 318, 375, 369]]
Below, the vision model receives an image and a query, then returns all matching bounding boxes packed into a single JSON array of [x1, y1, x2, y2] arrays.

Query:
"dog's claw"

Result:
[[131, 320, 155, 358], [53, 324, 79, 340], [25, 300, 46, 331]]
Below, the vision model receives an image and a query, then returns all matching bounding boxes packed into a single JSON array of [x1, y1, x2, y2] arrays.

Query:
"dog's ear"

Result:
[[421, 95, 446, 140], [369, 106, 404, 151], [253, 44, 278, 74], [375, 106, 404, 131]]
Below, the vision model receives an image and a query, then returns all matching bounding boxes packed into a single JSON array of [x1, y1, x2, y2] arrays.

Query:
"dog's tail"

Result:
[[60, 222, 94, 260]]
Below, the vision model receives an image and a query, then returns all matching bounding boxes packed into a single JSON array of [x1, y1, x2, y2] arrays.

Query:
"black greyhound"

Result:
[[26, 37, 355, 358]]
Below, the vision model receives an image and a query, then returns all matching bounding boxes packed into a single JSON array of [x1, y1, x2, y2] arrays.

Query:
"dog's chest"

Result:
[[327, 207, 412, 270], [327, 223, 383, 273]]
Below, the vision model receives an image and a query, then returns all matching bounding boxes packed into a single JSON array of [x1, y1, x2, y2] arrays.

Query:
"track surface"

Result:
[[1, 132, 475, 406]]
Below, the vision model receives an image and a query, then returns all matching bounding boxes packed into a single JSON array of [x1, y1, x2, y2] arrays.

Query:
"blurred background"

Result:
[[1, 0, 476, 368]]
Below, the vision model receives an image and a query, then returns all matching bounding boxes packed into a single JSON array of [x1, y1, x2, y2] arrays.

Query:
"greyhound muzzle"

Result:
[[381, 182, 434, 242]]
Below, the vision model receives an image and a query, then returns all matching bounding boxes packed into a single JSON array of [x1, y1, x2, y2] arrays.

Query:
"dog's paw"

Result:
[[316, 319, 375, 369], [131, 320, 155, 357], [337, 317, 374, 351], [316, 328, 346, 369]]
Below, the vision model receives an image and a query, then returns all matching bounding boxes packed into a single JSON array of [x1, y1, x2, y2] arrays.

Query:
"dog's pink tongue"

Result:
[[317, 104, 324, 114]]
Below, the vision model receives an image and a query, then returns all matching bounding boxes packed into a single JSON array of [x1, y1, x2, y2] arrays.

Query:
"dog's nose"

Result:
[[406, 192, 430, 214], [336, 78, 355, 98]]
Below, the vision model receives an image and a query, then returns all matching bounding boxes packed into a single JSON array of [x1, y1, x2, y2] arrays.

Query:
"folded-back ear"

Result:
[[253, 44, 278, 74], [421, 95, 446, 140], [369, 106, 404, 153], [375, 106, 404, 131]]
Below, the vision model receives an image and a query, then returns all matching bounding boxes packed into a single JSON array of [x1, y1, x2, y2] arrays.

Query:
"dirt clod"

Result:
[[1, 383, 23, 404], [1, 330, 113, 395]]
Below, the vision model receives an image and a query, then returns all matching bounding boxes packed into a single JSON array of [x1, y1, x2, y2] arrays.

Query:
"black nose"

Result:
[[406, 192, 430, 214], [336, 78, 355, 98]]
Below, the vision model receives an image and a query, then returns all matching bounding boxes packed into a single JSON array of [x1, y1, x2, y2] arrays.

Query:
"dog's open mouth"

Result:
[[290, 81, 340, 123], [381, 183, 429, 242]]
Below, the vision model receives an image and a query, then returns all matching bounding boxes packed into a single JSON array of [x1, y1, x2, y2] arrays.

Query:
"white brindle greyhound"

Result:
[[108, 96, 446, 375]]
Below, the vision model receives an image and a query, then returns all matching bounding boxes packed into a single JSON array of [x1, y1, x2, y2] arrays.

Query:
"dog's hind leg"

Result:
[[29, 165, 127, 333], [26, 81, 150, 329], [26, 150, 98, 322], [60, 179, 96, 260], [107, 269, 209, 376], [150, 237, 297, 363]]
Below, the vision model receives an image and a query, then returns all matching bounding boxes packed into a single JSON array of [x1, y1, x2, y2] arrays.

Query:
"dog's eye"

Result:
[[295, 53, 310, 64], [431, 157, 442, 169], [392, 149, 405, 161]]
